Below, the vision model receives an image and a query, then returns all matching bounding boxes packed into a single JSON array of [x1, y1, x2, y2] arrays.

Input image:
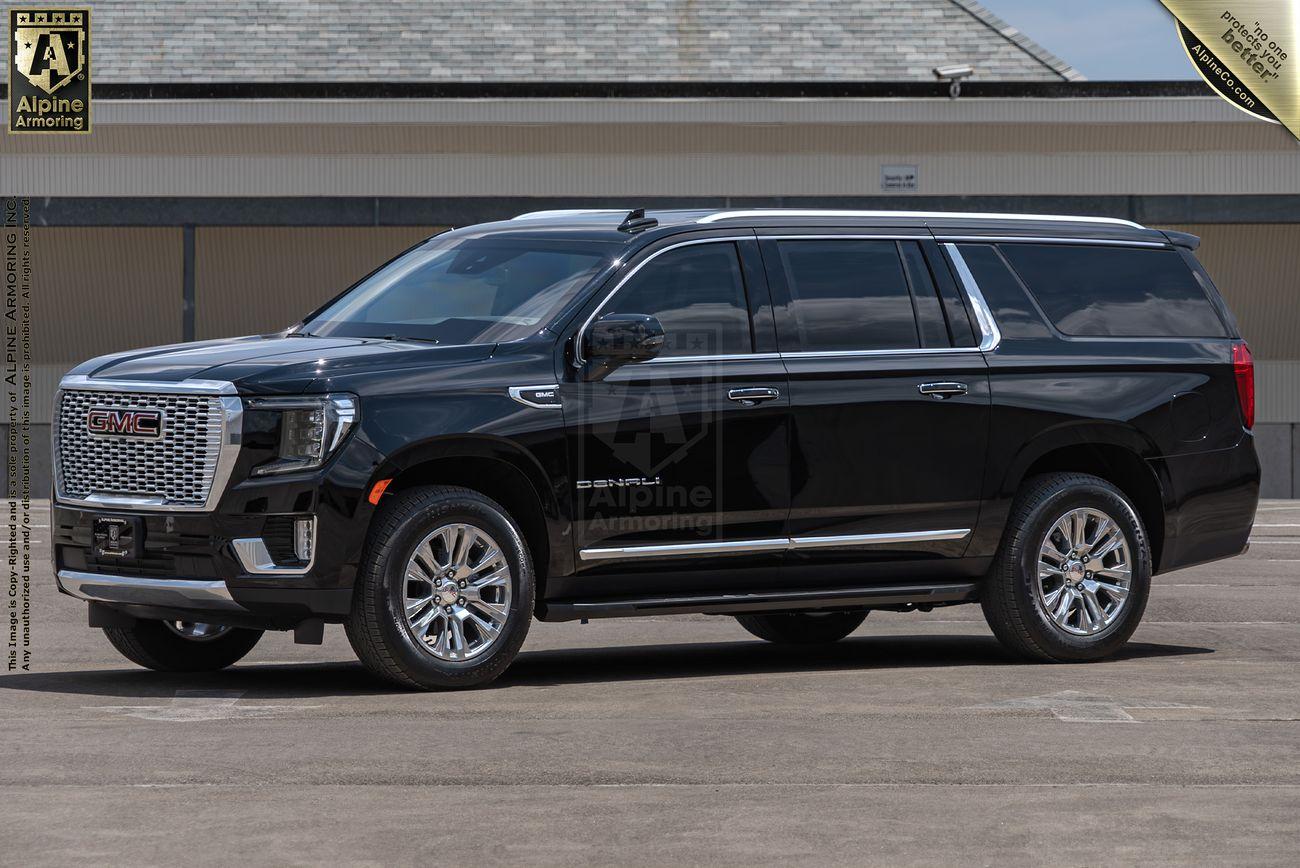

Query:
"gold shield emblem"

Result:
[[13, 10, 85, 95]]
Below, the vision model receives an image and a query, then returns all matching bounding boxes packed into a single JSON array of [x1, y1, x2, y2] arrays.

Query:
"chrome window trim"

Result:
[[642, 352, 782, 365], [697, 210, 1144, 229], [508, 384, 563, 409], [579, 529, 970, 561], [573, 235, 755, 366], [934, 235, 1167, 248], [56, 569, 246, 611], [942, 243, 1002, 353], [779, 347, 982, 360], [232, 518, 316, 576], [53, 375, 243, 513]]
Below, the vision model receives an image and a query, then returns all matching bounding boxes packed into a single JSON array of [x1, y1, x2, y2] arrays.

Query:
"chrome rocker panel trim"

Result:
[[579, 529, 971, 561], [544, 581, 982, 621], [56, 569, 246, 611], [53, 375, 243, 513]]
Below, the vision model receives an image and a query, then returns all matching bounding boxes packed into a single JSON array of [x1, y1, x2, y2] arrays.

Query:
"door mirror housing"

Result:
[[584, 313, 665, 367]]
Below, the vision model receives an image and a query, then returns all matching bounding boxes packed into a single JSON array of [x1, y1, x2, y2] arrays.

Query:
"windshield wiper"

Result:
[[374, 334, 441, 345]]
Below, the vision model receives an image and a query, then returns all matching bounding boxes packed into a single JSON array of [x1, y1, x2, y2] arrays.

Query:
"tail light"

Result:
[[1232, 342, 1255, 430]]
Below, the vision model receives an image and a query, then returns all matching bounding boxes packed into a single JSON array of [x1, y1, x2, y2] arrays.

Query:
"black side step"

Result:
[[540, 582, 979, 622]]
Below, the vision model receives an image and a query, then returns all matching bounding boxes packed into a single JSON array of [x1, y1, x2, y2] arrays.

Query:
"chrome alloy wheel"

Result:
[[1035, 507, 1132, 637], [164, 621, 233, 641], [401, 522, 513, 662]]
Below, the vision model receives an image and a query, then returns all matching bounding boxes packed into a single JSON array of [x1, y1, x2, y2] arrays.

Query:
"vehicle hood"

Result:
[[64, 335, 495, 394]]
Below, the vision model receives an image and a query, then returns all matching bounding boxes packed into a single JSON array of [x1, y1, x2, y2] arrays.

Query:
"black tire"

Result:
[[102, 621, 263, 672], [345, 485, 534, 690], [734, 611, 867, 644], [981, 472, 1151, 662]]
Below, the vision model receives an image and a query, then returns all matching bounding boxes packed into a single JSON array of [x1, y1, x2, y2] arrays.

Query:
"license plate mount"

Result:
[[92, 516, 142, 560]]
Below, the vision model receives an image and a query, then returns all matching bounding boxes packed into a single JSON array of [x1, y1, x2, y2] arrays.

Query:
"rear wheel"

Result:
[[981, 472, 1151, 662], [346, 485, 534, 690], [103, 619, 263, 671], [735, 611, 867, 644]]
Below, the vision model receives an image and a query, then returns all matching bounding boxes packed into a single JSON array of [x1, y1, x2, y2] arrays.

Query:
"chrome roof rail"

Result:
[[695, 209, 1144, 229], [512, 209, 631, 220]]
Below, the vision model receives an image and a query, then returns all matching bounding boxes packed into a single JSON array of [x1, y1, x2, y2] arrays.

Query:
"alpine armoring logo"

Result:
[[86, 407, 163, 439]]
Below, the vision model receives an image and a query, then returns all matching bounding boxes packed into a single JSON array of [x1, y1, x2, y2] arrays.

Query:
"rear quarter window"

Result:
[[999, 244, 1229, 338]]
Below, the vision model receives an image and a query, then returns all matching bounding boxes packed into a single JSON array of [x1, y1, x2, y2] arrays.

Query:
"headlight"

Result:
[[248, 394, 358, 476]]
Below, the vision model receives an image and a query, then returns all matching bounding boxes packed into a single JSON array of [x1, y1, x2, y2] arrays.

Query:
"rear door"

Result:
[[757, 230, 991, 565], [561, 236, 791, 577]]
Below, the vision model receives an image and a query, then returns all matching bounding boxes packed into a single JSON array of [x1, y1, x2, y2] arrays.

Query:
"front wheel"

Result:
[[103, 620, 263, 671], [735, 611, 867, 644], [981, 472, 1151, 662], [346, 485, 535, 690]]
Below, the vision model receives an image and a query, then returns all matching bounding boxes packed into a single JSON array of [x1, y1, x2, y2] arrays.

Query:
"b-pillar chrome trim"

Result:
[[941, 243, 1002, 353], [53, 375, 243, 513], [56, 569, 246, 611], [579, 529, 971, 561]]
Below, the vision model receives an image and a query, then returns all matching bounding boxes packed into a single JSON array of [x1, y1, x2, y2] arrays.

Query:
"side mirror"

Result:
[[584, 313, 665, 368]]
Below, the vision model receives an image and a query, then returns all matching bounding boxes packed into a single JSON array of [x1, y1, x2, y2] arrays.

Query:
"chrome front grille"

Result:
[[55, 388, 231, 509]]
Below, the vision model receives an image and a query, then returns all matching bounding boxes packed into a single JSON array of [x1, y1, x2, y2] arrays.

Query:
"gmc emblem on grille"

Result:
[[86, 407, 164, 439]]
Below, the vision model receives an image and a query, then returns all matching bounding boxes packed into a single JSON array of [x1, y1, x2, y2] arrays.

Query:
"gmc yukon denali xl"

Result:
[[52, 209, 1260, 689]]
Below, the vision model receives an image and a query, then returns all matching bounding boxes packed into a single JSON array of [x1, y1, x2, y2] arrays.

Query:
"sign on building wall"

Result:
[[880, 164, 919, 192]]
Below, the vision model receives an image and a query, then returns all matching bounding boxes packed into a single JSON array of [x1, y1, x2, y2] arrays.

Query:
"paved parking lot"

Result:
[[2, 500, 1297, 865]]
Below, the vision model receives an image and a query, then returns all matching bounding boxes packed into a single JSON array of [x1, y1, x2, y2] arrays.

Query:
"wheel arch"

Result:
[[997, 423, 1170, 573], [368, 435, 570, 594]]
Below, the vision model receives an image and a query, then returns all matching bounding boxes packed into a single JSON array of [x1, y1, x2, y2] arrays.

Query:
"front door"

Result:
[[562, 237, 790, 583], [758, 232, 991, 567]]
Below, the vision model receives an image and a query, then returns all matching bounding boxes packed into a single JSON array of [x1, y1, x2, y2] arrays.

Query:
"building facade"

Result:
[[4, 1, 1299, 494]]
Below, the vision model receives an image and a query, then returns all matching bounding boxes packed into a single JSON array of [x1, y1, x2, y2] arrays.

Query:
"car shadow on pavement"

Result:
[[498, 634, 1214, 687], [0, 634, 1214, 699]]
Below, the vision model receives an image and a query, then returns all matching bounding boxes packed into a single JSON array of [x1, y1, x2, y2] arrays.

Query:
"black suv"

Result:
[[52, 209, 1260, 689]]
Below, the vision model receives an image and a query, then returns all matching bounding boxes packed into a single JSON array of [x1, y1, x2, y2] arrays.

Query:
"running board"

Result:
[[540, 582, 980, 622]]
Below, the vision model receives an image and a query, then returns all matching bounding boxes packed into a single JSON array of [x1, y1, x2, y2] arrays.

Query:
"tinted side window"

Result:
[[777, 239, 918, 352], [606, 242, 753, 357], [1000, 244, 1229, 338], [900, 242, 950, 348], [955, 244, 1051, 339]]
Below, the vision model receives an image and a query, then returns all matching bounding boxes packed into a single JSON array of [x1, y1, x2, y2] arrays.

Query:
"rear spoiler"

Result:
[[1161, 230, 1201, 251]]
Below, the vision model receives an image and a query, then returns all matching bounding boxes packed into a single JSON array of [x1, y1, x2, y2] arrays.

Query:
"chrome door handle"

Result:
[[728, 387, 781, 406], [918, 382, 968, 399]]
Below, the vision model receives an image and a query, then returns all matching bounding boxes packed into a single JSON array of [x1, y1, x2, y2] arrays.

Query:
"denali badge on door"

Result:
[[92, 516, 140, 559]]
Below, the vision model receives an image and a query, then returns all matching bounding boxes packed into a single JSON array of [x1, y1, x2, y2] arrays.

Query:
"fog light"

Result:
[[294, 518, 314, 563]]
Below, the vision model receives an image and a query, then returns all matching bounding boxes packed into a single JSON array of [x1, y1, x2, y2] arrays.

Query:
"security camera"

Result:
[[933, 64, 975, 80], [933, 64, 975, 98]]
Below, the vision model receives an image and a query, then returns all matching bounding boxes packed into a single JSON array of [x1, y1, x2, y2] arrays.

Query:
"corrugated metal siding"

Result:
[[1161, 224, 1300, 361], [195, 227, 444, 339], [1254, 363, 1300, 425], [8, 152, 1300, 197], [31, 227, 182, 362]]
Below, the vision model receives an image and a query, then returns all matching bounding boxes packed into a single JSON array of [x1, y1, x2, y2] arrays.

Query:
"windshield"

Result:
[[301, 235, 615, 345]]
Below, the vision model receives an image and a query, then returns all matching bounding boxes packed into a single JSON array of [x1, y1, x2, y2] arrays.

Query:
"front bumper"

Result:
[[51, 434, 380, 626], [57, 569, 245, 611]]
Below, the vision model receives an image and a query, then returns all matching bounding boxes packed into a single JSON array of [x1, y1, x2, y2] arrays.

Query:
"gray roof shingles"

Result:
[[56, 0, 1082, 82]]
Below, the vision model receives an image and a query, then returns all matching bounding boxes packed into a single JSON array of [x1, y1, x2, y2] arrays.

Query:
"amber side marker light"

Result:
[[369, 478, 393, 505]]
